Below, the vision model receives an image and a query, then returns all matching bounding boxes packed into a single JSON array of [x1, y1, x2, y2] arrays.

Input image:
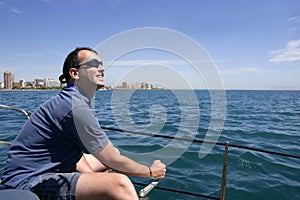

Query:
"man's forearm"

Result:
[[93, 142, 151, 178], [109, 154, 151, 178]]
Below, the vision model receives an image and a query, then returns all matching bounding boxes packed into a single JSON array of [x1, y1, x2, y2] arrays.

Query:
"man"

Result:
[[1, 47, 166, 200]]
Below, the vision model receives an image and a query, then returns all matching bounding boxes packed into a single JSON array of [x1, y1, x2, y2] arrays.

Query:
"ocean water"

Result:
[[0, 90, 299, 200]]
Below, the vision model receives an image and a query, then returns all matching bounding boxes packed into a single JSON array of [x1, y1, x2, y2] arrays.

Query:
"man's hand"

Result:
[[149, 160, 166, 180]]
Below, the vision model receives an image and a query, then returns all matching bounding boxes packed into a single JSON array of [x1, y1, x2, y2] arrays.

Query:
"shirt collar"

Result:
[[66, 82, 92, 107]]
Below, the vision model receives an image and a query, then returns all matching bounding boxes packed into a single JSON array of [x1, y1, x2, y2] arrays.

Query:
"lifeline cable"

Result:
[[101, 126, 300, 160], [0, 105, 31, 119]]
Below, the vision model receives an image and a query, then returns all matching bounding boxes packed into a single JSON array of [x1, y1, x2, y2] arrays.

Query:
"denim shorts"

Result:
[[17, 172, 81, 200]]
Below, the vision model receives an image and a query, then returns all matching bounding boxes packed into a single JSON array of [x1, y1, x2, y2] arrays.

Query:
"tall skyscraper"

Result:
[[4, 71, 13, 89]]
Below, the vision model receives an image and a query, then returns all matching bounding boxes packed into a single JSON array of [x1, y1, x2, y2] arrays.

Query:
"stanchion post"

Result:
[[220, 142, 229, 200]]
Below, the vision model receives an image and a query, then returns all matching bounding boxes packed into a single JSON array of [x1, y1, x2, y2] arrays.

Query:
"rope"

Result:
[[101, 126, 300, 160]]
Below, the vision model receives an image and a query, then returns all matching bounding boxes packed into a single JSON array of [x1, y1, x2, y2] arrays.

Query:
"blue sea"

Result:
[[0, 90, 299, 200]]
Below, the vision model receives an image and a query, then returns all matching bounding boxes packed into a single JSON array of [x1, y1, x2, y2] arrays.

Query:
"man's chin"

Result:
[[97, 84, 105, 90]]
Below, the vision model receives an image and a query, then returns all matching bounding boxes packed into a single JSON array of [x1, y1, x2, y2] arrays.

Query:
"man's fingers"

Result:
[[151, 160, 167, 179]]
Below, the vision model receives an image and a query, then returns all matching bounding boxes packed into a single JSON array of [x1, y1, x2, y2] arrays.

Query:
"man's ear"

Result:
[[69, 68, 79, 80]]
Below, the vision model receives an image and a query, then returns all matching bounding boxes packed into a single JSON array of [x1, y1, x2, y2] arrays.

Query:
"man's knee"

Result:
[[116, 174, 132, 188], [113, 174, 137, 198]]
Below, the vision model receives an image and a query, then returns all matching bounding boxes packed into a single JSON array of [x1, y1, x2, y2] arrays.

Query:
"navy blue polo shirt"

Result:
[[1, 83, 109, 188]]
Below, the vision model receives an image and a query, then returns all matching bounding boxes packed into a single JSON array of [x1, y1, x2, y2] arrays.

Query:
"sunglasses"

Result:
[[73, 59, 103, 69]]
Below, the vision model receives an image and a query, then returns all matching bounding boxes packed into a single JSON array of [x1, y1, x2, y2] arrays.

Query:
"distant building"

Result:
[[4, 71, 13, 89], [34, 78, 44, 88], [19, 79, 25, 88], [122, 82, 129, 89], [114, 81, 159, 90], [44, 78, 60, 88], [129, 84, 135, 89], [135, 82, 141, 89], [141, 82, 150, 90], [12, 82, 19, 89]]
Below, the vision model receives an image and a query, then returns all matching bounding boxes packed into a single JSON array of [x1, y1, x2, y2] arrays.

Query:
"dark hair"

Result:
[[59, 47, 98, 83]]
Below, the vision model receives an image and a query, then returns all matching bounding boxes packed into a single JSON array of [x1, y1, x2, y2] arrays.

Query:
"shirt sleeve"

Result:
[[70, 105, 109, 154]]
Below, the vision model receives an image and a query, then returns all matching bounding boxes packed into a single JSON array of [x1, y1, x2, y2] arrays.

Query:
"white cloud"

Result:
[[288, 16, 300, 24], [287, 16, 300, 37], [0, 1, 22, 14], [269, 39, 300, 63]]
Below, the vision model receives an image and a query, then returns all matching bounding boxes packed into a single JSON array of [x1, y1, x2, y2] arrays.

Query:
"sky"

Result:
[[0, 0, 299, 90]]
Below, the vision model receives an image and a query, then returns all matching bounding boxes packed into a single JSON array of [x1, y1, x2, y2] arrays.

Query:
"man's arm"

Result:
[[92, 142, 166, 179]]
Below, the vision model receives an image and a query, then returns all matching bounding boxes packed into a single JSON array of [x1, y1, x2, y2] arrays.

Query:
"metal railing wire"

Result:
[[101, 126, 300, 160], [1, 105, 300, 200], [0, 105, 31, 119]]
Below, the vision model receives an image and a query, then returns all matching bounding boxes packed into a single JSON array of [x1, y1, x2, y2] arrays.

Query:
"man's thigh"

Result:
[[84, 154, 107, 172], [82, 148, 120, 172], [76, 172, 138, 200]]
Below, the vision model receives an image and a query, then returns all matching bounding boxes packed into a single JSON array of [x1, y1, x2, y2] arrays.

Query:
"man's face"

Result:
[[76, 50, 104, 90]]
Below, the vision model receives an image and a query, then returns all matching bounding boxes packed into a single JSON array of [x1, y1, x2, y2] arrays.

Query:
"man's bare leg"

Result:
[[76, 155, 94, 172], [75, 172, 138, 200]]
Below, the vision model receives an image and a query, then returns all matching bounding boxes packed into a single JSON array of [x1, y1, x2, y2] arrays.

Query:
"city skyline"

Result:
[[0, 70, 162, 90], [0, 70, 61, 89]]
